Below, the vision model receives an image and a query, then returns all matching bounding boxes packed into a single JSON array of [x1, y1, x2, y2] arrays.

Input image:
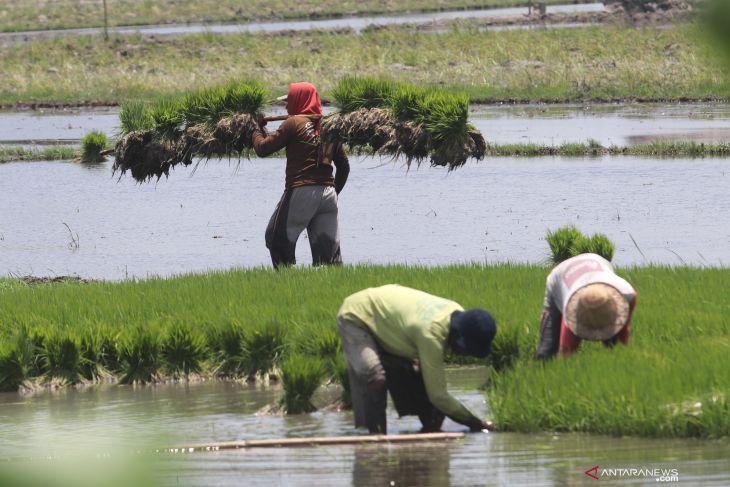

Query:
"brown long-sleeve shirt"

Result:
[[252, 115, 349, 191]]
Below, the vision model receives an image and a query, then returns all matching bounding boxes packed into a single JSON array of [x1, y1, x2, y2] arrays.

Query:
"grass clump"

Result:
[[0, 146, 76, 163], [0, 328, 37, 392], [80, 130, 109, 163], [546, 225, 615, 264], [208, 320, 248, 377], [161, 322, 207, 377], [118, 326, 161, 384], [240, 320, 287, 379], [279, 354, 327, 414], [79, 324, 119, 381], [40, 331, 83, 384]]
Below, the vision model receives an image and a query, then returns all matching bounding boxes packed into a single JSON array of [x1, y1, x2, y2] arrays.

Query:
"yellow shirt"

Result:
[[339, 284, 480, 425]]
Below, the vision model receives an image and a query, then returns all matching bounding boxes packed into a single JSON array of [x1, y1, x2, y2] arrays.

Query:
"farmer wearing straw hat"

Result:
[[535, 253, 637, 360], [337, 284, 497, 434], [252, 82, 350, 269]]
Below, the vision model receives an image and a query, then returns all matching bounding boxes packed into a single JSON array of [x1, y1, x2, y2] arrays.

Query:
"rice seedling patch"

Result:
[[80, 130, 109, 163], [280, 354, 328, 414]]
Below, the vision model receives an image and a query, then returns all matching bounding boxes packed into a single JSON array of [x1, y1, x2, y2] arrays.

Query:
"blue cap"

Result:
[[449, 309, 497, 358]]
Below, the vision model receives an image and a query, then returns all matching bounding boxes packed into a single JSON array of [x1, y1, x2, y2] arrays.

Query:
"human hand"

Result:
[[256, 113, 268, 128], [469, 419, 495, 432]]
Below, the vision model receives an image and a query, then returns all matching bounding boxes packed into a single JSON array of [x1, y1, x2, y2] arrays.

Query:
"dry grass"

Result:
[[0, 23, 725, 106]]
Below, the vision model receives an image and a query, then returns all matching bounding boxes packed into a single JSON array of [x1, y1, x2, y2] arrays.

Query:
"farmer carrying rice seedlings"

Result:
[[535, 253, 638, 360], [337, 284, 497, 434], [252, 82, 350, 269]]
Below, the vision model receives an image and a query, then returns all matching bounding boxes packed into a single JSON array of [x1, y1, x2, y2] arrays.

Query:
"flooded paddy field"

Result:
[[0, 151, 728, 279], [1, 369, 728, 486], [1, 104, 729, 279], [3, 103, 730, 148]]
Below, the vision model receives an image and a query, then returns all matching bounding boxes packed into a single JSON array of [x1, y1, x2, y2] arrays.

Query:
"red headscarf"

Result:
[[286, 82, 322, 136]]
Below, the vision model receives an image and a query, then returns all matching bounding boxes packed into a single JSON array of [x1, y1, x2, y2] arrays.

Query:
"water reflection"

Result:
[[352, 443, 452, 487], [1, 377, 729, 486]]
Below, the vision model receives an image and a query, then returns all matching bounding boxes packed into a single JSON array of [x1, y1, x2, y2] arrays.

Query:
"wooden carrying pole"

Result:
[[161, 432, 465, 454]]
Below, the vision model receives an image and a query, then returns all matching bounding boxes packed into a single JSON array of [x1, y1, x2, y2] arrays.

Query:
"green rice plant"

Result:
[[413, 91, 469, 142], [149, 98, 186, 141], [0, 146, 77, 163], [546, 225, 583, 264], [331, 76, 395, 112], [161, 322, 207, 377], [390, 84, 428, 121], [182, 80, 266, 129], [80, 130, 108, 163], [489, 341, 730, 437], [487, 322, 528, 372], [119, 100, 153, 135], [295, 323, 341, 366], [0, 328, 36, 391], [279, 354, 327, 414], [241, 320, 287, 378], [79, 324, 120, 381], [118, 326, 161, 384], [558, 142, 590, 157], [571, 233, 615, 262], [207, 320, 247, 377], [40, 331, 83, 384], [217, 80, 267, 116]]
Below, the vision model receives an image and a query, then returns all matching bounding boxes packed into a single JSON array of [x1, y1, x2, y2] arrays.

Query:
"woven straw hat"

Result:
[[564, 283, 629, 341]]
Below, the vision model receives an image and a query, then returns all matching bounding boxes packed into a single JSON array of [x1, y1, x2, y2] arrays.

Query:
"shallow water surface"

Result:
[[0, 153, 729, 279], [3, 103, 730, 148], [0, 3, 605, 43], [0, 369, 728, 486]]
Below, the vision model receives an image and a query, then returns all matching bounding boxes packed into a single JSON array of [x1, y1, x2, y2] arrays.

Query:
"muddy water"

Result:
[[0, 369, 728, 486], [0, 4, 605, 43], [1, 154, 729, 278]]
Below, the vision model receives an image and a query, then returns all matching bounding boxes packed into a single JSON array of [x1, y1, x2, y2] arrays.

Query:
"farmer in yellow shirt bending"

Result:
[[337, 284, 497, 434]]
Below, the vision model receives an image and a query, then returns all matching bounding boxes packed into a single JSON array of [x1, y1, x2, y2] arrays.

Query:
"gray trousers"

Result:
[[337, 314, 444, 434], [265, 185, 342, 269], [337, 314, 387, 434]]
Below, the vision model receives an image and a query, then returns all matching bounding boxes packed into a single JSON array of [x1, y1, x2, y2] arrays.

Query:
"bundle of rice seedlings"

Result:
[[296, 325, 341, 363], [114, 77, 485, 181], [79, 324, 119, 381], [546, 225, 583, 264], [113, 80, 266, 182], [161, 322, 207, 378], [40, 331, 83, 385], [207, 320, 247, 377], [572, 233, 616, 262], [240, 320, 287, 380], [0, 329, 36, 392], [279, 354, 327, 414], [547, 226, 616, 264], [324, 77, 485, 169], [80, 130, 109, 163], [118, 326, 161, 384]]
